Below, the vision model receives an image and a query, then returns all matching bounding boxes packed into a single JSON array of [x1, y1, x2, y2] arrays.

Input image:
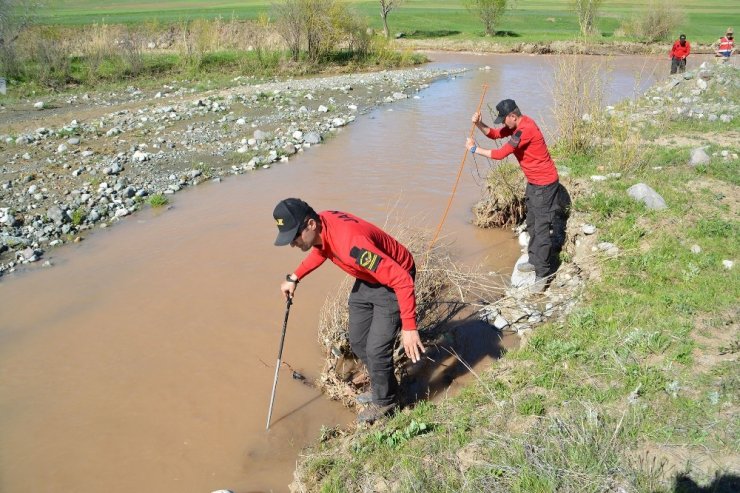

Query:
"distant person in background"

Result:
[[670, 34, 690, 74], [715, 27, 735, 60]]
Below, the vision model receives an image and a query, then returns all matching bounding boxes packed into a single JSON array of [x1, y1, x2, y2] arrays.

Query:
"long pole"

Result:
[[266, 297, 293, 430], [427, 84, 489, 254]]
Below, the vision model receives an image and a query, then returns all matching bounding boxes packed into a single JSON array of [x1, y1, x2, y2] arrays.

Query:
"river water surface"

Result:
[[0, 53, 660, 492]]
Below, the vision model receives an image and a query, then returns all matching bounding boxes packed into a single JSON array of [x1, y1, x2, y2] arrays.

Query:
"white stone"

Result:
[[690, 244, 701, 254], [591, 175, 607, 182], [34, 101, 45, 110], [317, 105, 328, 113], [57, 144, 68, 153], [292, 130, 303, 140], [722, 260, 734, 270], [582, 224, 596, 235]]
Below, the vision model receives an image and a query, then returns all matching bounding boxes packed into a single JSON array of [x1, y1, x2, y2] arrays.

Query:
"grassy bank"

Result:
[[294, 65, 739, 491], [38, 0, 728, 44]]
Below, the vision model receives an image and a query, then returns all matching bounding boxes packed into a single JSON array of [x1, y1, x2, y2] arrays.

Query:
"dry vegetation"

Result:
[[315, 223, 509, 407]]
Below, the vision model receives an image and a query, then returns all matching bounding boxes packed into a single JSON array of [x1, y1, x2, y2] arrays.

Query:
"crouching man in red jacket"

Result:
[[274, 198, 425, 424]]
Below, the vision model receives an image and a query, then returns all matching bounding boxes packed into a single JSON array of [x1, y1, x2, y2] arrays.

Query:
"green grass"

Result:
[[39, 0, 730, 43], [148, 194, 169, 207]]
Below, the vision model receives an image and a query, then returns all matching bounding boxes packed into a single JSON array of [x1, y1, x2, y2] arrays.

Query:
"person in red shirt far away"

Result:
[[274, 198, 425, 424], [466, 99, 571, 293], [670, 34, 691, 74]]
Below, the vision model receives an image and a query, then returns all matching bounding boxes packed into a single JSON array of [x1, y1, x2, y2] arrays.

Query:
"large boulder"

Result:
[[627, 183, 667, 210]]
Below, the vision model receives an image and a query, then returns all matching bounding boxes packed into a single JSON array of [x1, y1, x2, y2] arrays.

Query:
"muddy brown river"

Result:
[[0, 53, 660, 492]]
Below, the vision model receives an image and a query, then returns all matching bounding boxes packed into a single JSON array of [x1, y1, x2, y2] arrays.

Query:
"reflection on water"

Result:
[[0, 53, 658, 492]]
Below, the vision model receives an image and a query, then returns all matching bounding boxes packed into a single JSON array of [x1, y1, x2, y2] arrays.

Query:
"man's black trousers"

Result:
[[347, 267, 414, 407], [671, 57, 687, 74], [525, 180, 570, 278]]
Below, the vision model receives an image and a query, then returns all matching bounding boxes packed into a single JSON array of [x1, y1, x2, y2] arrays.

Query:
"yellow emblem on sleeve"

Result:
[[359, 250, 379, 271]]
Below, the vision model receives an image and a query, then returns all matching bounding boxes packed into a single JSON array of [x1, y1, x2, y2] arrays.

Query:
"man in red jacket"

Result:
[[466, 99, 570, 293], [274, 198, 425, 423], [670, 34, 691, 74]]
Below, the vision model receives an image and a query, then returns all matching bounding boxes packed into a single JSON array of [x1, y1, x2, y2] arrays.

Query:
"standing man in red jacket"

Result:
[[274, 198, 425, 424], [670, 34, 691, 74], [466, 99, 570, 293]]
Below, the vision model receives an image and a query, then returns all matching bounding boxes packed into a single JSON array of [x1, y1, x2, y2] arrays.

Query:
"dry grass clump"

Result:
[[472, 161, 525, 228], [316, 224, 507, 407]]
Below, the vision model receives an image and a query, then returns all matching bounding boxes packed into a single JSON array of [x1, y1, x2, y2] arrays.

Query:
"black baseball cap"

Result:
[[494, 99, 519, 124], [273, 198, 314, 246], [679, 34, 686, 40]]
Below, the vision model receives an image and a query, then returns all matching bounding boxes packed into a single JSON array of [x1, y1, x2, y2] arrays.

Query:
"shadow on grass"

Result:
[[404, 29, 460, 39], [673, 473, 740, 493], [400, 310, 508, 407]]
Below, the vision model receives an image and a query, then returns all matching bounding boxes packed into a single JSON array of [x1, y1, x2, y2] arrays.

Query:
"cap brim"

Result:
[[494, 114, 505, 124], [274, 226, 299, 246]]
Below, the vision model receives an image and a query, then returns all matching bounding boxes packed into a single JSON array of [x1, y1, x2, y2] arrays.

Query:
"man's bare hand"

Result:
[[280, 280, 296, 300], [402, 330, 426, 363], [472, 111, 482, 125], [466, 137, 476, 151]]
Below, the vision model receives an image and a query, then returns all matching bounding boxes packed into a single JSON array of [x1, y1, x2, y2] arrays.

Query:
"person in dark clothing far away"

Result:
[[274, 198, 425, 424], [466, 99, 570, 293], [670, 34, 691, 74]]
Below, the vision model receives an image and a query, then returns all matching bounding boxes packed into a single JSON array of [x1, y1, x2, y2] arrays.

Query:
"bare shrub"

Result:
[[620, 0, 684, 42], [571, 0, 603, 36], [316, 223, 507, 406], [549, 55, 608, 154], [0, 0, 38, 79], [26, 27, 72, 87], [273, 0, 303, 61], [379, 0, 404, 39], [118, 27, 145, 77], [473, 162, 525, 228], [178, 18, 220, 69]]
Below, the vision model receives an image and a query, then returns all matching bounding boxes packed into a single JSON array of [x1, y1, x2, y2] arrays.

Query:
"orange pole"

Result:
[[426, 84, 489, 255]]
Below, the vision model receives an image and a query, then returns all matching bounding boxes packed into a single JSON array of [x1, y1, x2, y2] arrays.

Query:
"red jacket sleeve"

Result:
[[486, 126, 513, 140], [351, 235, 417, 330], [293, 248, 327, 280], [670, 41, 677, 57]]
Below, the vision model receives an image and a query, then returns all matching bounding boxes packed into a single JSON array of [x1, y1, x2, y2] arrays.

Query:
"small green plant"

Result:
[[357, 420, 431, 451], [70, 208, 86, 225], [148, 194, 169, 207], [194, 162, 213, 179], [517, 394, 546, 416]]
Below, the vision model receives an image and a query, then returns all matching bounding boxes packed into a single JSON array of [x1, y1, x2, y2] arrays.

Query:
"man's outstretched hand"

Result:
[[402, 330, 426, 363]]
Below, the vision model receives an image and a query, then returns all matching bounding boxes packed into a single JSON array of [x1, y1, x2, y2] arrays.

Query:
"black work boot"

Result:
[[357, 403, 397, 424], [355, 391, 372, 405]]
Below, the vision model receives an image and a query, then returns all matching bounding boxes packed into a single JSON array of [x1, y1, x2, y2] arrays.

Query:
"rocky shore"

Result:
[[0, 67, 465, 277]]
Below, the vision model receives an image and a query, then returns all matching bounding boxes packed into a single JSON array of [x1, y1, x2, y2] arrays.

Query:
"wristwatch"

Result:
[[470, 145, 477, 154], [286, 274, 298, 284]]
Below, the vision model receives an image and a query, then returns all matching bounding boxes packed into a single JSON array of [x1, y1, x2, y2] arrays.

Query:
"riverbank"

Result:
[[292, 62, 739, 491], [0, 66, 465, 277]]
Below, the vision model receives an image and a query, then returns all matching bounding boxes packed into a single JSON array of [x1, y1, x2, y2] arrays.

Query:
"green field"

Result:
[[40, 0, 733, 43]]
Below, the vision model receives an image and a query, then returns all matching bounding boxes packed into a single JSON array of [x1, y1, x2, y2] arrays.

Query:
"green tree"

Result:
[[463, 0, 508, 37]]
